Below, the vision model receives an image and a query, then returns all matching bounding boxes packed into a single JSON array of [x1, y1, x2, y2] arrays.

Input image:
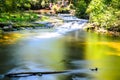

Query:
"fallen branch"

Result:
[[5, 70, 69, 77]]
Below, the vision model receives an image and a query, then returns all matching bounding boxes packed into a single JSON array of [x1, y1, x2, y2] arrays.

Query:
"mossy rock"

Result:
[[0, 22, 12, 27]]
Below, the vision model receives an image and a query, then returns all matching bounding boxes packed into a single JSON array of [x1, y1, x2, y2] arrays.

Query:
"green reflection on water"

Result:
[[85, 32, 120, 80], [0, 31, 120, 80], [0, 32, 24, 45]]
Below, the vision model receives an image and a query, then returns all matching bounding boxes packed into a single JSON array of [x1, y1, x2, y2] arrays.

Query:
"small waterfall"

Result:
[[26, 14, 88, 39], [56, 14, 88, 34]]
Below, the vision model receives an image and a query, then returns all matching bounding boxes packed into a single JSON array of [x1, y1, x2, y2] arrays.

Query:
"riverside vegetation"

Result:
[[0, 0, 120, 36], [73, 0, 120, 34], [0, 0, 73, 31]]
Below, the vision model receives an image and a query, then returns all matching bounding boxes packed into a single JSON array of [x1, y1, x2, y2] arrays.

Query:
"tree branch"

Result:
[[5, 70, 69, 77]]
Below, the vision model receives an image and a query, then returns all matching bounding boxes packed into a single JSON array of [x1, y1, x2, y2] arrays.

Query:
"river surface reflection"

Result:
[[0, 29, 120, 80]]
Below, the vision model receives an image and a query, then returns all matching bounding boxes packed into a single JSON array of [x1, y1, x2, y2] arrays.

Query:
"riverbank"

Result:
[[0, 12, 119, 37], [84, 23, 120, 37], [0, 12, 64, 32]]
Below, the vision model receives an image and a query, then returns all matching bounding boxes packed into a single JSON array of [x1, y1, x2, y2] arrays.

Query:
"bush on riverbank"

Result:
[[74, 0, 120, 32], [86, 0, 120, 31]]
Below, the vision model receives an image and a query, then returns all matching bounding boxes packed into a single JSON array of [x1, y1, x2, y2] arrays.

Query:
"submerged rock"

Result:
[[34, 21, 54, 28]]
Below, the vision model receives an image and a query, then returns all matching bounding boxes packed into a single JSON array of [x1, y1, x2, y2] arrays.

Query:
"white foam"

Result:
[[35, 32, 62, 38]]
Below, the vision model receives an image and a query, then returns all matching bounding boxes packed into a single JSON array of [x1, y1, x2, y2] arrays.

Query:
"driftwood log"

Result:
[[5, 71, 69, 77]]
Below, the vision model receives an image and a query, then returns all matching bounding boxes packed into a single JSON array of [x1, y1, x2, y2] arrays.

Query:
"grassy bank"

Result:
[[0, 12, 51, 31]]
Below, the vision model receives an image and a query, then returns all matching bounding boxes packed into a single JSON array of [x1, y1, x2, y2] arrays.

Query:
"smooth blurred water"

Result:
[[0, 29, 120, 80]]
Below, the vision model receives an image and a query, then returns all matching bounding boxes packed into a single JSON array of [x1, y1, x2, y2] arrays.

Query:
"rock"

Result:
[[34, 21, 54, 28]]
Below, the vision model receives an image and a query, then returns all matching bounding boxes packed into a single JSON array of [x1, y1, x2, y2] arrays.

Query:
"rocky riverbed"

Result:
[[0, 14, 88, 33]]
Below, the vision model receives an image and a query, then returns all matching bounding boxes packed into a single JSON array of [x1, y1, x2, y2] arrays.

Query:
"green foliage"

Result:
[[0, 12, 38, 22], [0, 0, 74, 12], [0, 12, 52, 28], [73, 0, 90, 19], [41, 0, 46, 7], [86, 0, 120, 30], [0, 0, 32, 12], [40, 16, 49, 21], [0, 12, 40, 28], [73, 0, 119, 30], [51, 3, 73, 13]]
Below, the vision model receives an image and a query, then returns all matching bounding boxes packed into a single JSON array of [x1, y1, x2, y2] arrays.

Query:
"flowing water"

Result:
[[0, 28, 120, 80], [0, 13, 120, 80]]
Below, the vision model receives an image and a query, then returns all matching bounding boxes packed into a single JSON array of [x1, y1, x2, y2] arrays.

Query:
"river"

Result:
[[0, 28, 120, 80], [0, 13, 120, 80]]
